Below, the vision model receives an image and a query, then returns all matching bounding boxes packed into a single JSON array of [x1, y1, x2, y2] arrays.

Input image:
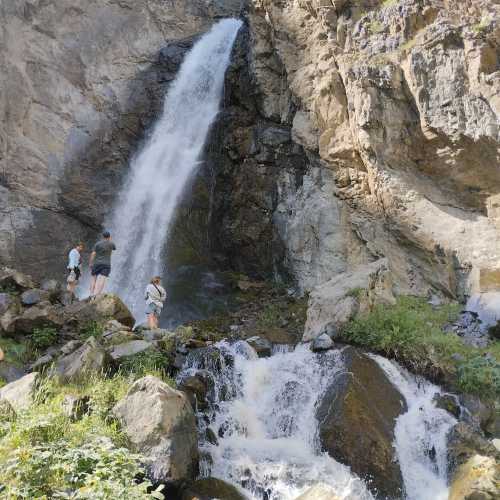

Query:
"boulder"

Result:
[[62, 394, 90, 421], [53, 337, 113, 383], [433, 393, 461, 419], [311, 333, 334, 352], [0, 294, 21, 334], [317, 347, 406, 499], [108, 340, 156, 361], [246, 336, 272, 357], [113, 376, 198, 482], [63, 294, 135, 330], [448, 455, 498, 500], [447, 423, 498, 475], [59, 339, 82, 355], [460, 394, 500, 438], [0, 361, 25, 383], [182, 478, 247, 500], [304, 260, 394, 341], [0, 268, 36, 292], [177, 371, 212, 410], [21, 289, 51, 307], [40, 279, 61, 295], [295, 484, 340, 500], [0, 372, 39, 412], [13, 303, 63, 334], [103, 331, 141, 346], [29, 353, 54, 371]]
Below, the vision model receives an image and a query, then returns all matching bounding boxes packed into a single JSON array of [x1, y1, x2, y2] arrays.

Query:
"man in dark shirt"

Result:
[[89, 231, 116, 297]]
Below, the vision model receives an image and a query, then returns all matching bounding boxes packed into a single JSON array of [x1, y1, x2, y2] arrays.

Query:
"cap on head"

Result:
[[102, 231, 111, 239]]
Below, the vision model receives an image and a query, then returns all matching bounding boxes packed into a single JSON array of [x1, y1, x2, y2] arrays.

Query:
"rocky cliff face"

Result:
[[0, 0, 243, 279], [244, 0, 500, 299], [1, 0, 499, 303]]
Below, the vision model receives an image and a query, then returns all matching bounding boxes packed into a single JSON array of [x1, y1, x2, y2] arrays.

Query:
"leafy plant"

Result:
[[256, 303, 282, 330], [80, 321, 104, 339], [119, 350, 173, 382], [457, 356, 500, 399], [31, 327, 58, 350], [368, 19, 385, 34]]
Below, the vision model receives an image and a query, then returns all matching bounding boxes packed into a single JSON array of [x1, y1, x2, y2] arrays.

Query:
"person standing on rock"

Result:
[[89, 231, 116, 297], [67, 242, 84, 294], [145, 276, 166, 329]]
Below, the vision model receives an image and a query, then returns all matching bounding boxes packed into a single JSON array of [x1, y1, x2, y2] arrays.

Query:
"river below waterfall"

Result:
[[178, 342, 457, 500]]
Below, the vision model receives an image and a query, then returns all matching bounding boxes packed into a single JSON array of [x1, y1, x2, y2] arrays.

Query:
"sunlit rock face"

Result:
[[0, 0, 243, 279], [245, 0, 500, 298]]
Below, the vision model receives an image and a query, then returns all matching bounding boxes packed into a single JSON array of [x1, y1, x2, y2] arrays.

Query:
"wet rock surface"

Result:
[[317, 347, 407, 499]]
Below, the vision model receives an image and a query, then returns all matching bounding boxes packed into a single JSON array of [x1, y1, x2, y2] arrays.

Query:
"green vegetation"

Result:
[[119, 350, 174, 383], [472, 14, 492, 34], [31, 327, 58, 350], [80, 321, 104, 339], [342, 296, 500, 399], [256, 303, 282, 330], [346, 287, 365, 299], [368, 19, 385, 34], [381, 0, 397, 7], [0, 374, 163, 499], [0, 337, 32, 366]]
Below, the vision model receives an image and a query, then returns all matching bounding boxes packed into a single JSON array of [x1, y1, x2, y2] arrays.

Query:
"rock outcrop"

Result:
[[113, 375, 199, 483], [317, 347, 407, 499], [0, 372, 39, 413]]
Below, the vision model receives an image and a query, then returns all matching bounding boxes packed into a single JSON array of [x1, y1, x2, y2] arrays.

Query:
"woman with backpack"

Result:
[[144, 276, 167, 329]]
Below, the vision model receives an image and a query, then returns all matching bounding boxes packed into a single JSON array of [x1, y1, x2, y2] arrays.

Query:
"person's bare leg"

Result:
[[147, 314, 154, 329], [94, 275, 107, 296], [67, 281, 75, 293], [89, 275, 97, 296]]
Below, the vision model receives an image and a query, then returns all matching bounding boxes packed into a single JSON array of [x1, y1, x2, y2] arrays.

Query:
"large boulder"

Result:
[[0, 268, 36, 292], [448, 455, 498, 500], [113, 376, 198, 482], [0, 372, 39, 412], [108, 340, 156, 361], [182, 478, 247, 500], [53, 337, 113, 383], [63, 294, 135, 330], [12, 303, 64, 334], [304, 259, 394, 341], [316, 348, 407, 499]]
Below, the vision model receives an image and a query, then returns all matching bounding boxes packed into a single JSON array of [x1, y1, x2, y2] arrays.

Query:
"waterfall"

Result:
[[371, 355, 457, 500], [178, 343, 458, 500], [104, 19, 242, 319]]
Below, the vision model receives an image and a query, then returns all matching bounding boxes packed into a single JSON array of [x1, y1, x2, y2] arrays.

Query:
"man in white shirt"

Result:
[[67, 242, 84, 294]]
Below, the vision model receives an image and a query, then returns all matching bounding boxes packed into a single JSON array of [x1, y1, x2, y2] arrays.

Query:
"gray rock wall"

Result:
[[0, 0, 244, 280]]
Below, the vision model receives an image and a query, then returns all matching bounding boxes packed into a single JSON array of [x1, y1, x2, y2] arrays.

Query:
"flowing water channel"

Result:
[[104, 19, 242, 320], [178, 342, 457, 500]]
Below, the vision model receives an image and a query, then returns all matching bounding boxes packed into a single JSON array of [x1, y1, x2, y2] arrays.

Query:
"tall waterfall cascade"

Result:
[[178, 342, 457, 500], [105, 19, 242, 319]]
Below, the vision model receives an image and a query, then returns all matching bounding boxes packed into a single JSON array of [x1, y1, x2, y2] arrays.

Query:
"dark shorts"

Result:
[[91, 264, 111, 277], [69, 267, 81, 281]]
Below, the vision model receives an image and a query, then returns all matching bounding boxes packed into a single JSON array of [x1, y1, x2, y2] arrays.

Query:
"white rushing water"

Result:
[[179, 342, 458, 500], [371, 355, 457, 500], [104, 19, 242, 319]]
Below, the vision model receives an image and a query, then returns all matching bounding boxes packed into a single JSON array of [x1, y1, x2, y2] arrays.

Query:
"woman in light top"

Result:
[[67, 242, 84, 294], [145, 276, 167, 329]]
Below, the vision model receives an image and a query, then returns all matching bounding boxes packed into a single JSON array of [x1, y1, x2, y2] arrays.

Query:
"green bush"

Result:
[[0, 374, 163, 499], [31, 327, 58, 350]]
